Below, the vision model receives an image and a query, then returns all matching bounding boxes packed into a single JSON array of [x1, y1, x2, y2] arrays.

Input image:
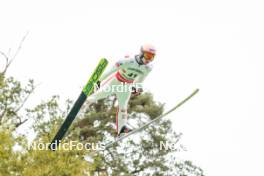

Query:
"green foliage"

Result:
[[0, 75, 95, 176], [0, 76, 35, 131], [0, 130, 23, 175], [0, 73, 4, 88], [0, 73, 204, 176], [72, 93, 204, 175]]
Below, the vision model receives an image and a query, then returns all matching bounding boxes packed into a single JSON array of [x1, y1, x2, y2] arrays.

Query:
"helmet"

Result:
[[140, 44, 156, 64]]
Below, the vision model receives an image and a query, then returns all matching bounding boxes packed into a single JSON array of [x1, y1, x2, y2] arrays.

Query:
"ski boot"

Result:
[[117, 125, 133, 137]]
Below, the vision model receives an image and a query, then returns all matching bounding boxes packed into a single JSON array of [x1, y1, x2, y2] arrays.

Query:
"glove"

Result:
[[96, 80, 101, 88], [94, 80, 101, 91], [132, 87, 143, 96]]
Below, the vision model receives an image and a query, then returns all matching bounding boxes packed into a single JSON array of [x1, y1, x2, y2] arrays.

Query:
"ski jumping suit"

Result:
[[87, 55, 152, 134]]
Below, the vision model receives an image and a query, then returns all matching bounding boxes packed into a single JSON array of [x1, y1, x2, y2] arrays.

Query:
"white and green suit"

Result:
[[87, 55, 152, 134]]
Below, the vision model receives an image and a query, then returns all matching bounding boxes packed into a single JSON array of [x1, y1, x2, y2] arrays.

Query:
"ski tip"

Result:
[[191, 89, 199, 97]]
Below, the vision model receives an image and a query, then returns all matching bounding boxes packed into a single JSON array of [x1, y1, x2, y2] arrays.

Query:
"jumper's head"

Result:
[[139, 44, 156, 64]]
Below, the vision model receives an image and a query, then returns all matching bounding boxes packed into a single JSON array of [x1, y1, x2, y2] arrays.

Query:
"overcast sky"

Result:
[[0, 0, 264, 175]]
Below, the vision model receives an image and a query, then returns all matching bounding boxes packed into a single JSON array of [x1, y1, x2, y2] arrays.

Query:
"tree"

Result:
[[0, 36, 95, 176], [0, 77, 96, 175], [70, 93, 204, 176]]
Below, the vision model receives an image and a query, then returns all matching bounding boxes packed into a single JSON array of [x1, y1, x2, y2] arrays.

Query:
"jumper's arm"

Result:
[[99, 63, 119, 81]]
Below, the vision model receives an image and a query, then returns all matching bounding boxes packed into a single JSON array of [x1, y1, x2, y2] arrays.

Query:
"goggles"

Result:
[[143, 52, 155, 61]]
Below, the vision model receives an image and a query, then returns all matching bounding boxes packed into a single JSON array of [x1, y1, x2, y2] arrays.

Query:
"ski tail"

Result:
[[104, 89, 199, 149], [49, 58, 108, 150]]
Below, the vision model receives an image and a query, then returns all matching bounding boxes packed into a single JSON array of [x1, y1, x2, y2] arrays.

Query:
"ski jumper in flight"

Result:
[[87, 44, 156, 136]]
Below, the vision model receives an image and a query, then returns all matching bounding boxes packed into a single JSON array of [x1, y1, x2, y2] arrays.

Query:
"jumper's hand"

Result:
[[94, 80, 101, 91], [96, 80, 101, 88], [132, 87, 143, 96]]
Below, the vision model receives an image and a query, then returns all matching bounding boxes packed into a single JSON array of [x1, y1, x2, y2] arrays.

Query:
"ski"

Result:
[[49, 58, 108, 150], [104, 88, 199, 149]]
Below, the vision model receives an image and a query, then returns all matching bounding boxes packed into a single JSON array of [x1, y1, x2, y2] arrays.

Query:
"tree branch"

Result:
[[14, 82, 37, 113], [0, 31, 29, 74], [0, 98, 8, 125], [0, 51, 9, 74], [15, 113, 29, 128]]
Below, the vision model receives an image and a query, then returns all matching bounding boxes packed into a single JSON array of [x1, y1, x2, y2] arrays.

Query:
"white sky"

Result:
[[0, 0, 264, 175]]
